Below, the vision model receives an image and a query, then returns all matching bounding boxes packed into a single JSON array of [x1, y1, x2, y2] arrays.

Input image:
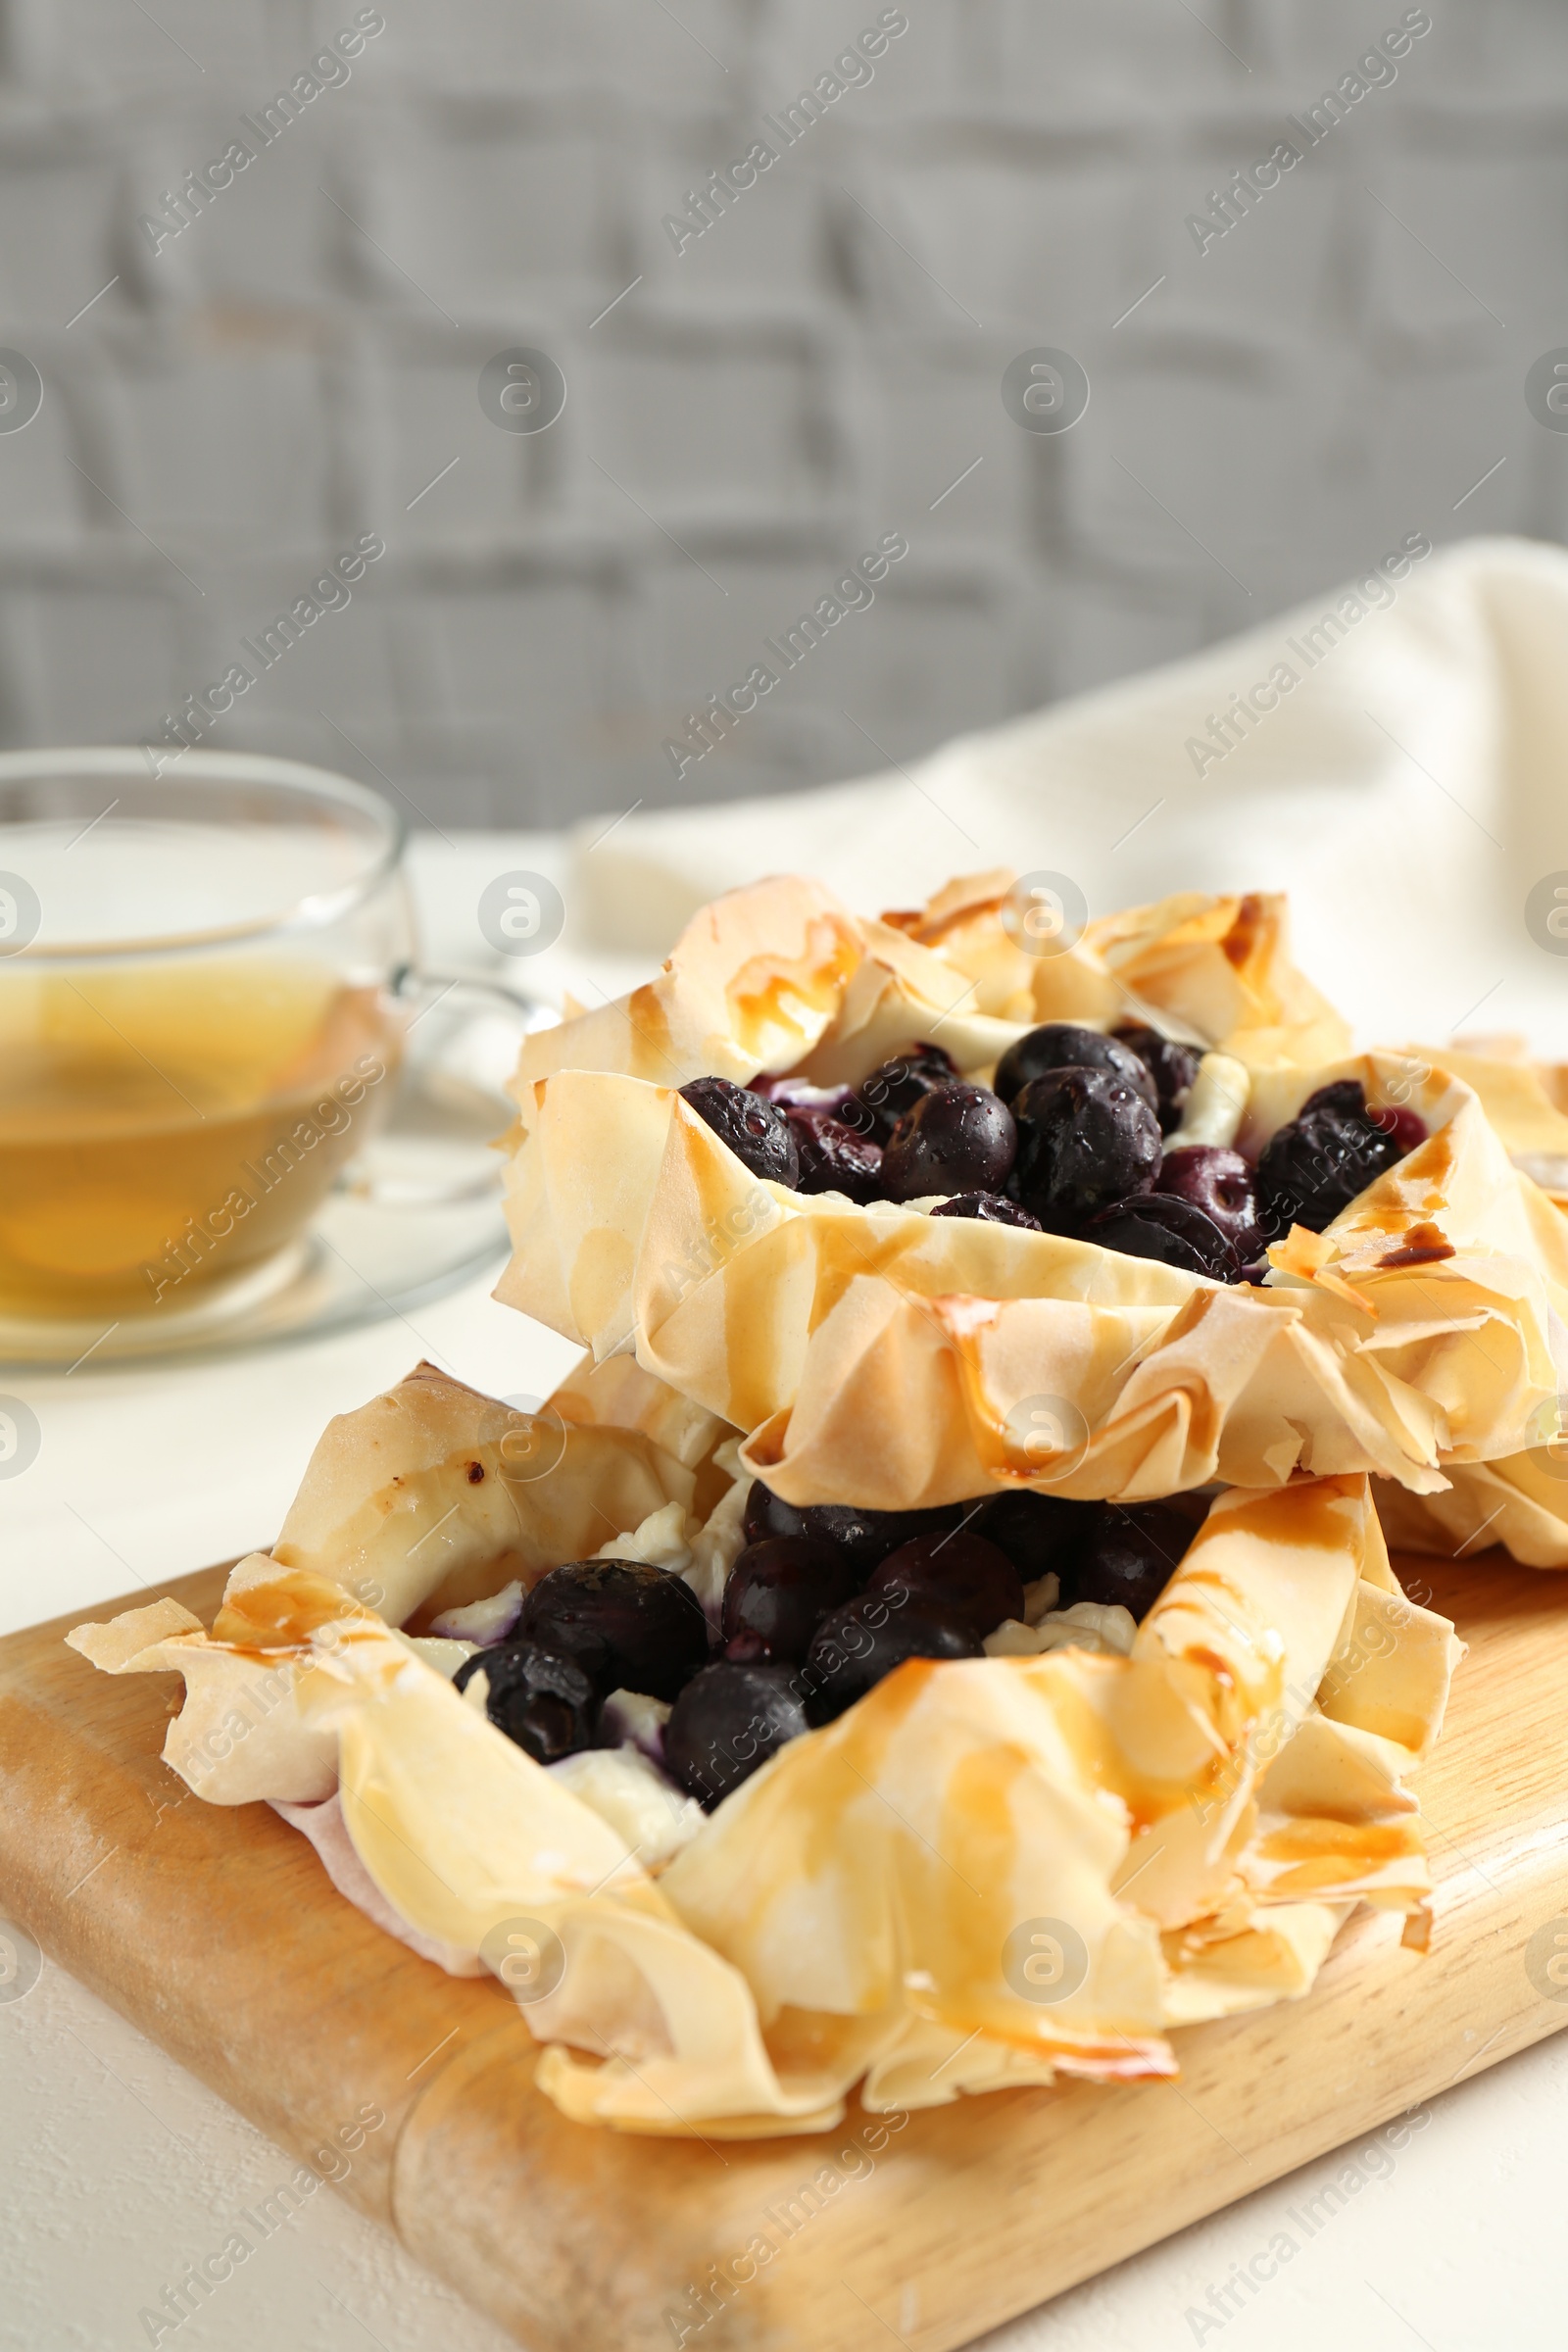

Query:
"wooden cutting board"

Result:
[[2, 1552, 1567, 2352]]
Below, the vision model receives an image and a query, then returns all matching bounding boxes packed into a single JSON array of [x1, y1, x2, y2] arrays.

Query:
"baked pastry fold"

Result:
[[499, 1051, 1568, 1514], [511, 871, 1348, 1102], [66, 1369, 1459, 2139]]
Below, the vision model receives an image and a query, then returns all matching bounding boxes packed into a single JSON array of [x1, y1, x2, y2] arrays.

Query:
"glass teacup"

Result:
[[0, 748, 527, 1358]]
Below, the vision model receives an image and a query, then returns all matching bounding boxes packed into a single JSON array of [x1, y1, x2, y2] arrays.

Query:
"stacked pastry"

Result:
[[74, 871, 1568, 2136]]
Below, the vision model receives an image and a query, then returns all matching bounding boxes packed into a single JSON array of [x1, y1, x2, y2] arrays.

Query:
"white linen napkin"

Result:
[[569, 534, 1568, 1053]]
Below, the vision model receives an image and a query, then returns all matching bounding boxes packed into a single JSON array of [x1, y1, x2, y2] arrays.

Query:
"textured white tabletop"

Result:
[[3, 837, 1565, 2352]]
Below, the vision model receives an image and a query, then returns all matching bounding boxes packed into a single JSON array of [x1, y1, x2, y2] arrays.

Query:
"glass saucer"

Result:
[[0, 977, 551, 1371]]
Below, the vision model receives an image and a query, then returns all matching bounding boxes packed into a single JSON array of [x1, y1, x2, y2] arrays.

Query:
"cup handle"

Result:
[[394, 963, 553, 1031], [335, 969, 558, 1212]]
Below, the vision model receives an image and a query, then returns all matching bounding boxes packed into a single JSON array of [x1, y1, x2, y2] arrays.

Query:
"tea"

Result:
[[0, 957, 399, 1318]]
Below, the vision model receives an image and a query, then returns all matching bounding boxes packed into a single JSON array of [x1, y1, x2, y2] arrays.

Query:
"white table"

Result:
[[3, 838, 1564, 2352]]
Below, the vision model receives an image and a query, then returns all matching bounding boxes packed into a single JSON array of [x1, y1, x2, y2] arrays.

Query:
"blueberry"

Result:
[[1082, 1193, 1241, 1281], [804, 1593, 982, 1721], [452, 1641, 597, 1764], [882, 1082, 1016, 1201], [1111, 1024, 1201, 1135], [664, 1662, 809, 1806], [1011, 1067, 1162, 1227], [1065, 1502, 1194, 1621], [678, 1076, 800, 1188], [994, 1024, 1159, 1118], [1153, 1146, 1263, 1261], [786, 1106, 885, 1203], [1255, 1079, 1406, 1238], [519, 1560, 710, 1702], [865, 1531, 1024, 1641], [852, 1043, 958, 1141], [929, 1191, 1043, 1229], [721, 1536, 859, 1662], [743, 1481, 963, 1572], [969, 1491, 1103, 1587]]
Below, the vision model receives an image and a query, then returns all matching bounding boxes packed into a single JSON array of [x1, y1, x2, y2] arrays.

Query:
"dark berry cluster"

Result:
[[665, 1485, 1202, 1804], [465, 1483, 1204, 1813], [454, 1557, 710, 1763], [686, 1049, 1035, 1229], [678, 1035, 1426, 1286]]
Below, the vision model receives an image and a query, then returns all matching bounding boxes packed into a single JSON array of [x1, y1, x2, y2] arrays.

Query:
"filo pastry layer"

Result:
[[68, 1411, 1458, 2138], [499, 1054, 1568, 1519]]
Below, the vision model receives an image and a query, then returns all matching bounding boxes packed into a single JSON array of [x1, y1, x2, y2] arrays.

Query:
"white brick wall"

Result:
[[0, 0, 1562, 826]]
